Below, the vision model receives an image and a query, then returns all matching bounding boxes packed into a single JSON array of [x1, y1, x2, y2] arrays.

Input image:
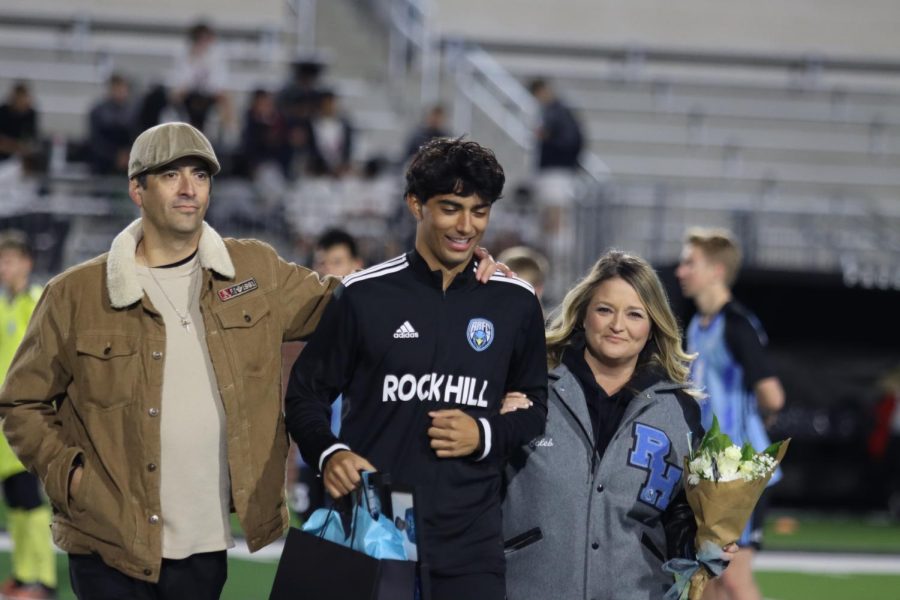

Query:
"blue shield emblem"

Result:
[[466, 318, 494, 352]]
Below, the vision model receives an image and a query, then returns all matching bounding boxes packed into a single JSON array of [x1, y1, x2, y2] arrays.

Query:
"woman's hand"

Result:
[[500, 392, 533, 415], [720, 543, 739, 562]]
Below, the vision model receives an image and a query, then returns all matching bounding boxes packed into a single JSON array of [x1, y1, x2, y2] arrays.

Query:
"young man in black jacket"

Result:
[[285, 138, 548, 600]]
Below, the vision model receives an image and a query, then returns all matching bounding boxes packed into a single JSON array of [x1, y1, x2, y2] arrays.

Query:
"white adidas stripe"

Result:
[[342, 254, 407, 287], [489, 274, 536, 295], [343, 257, 410, 287]]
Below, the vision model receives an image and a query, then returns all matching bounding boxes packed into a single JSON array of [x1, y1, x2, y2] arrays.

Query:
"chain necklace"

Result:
[[146, 264, 198, 331]]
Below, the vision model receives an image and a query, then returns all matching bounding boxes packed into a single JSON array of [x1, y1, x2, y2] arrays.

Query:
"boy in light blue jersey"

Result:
[[676, 228, 785, 600]]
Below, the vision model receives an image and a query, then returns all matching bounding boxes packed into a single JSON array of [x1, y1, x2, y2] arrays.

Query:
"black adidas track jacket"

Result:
[[285, 250, 548, 576]]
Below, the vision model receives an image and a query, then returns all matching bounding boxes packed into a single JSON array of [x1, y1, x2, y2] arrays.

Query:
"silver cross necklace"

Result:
[[146, 263, 198, 331]]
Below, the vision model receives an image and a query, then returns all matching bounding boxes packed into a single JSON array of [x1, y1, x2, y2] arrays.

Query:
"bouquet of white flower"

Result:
[[687, 424, 780, 486], [663, 416, 789, 600]]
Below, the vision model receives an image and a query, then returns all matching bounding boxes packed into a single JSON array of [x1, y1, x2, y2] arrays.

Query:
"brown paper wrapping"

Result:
[[683, 440, 790, 600]]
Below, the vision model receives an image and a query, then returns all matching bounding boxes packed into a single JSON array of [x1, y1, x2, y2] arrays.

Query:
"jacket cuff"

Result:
[[318, 443, 351, 472], [45, 446, 84, 516], [474, 418, 491, 462]]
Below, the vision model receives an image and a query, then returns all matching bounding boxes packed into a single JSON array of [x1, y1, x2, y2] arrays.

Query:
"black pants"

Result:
[[430, 572, 505, 600], [68, 551, 227, 600]]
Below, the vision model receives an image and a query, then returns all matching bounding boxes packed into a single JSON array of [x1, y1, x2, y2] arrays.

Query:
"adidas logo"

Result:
[[393, 321, 419, 339]]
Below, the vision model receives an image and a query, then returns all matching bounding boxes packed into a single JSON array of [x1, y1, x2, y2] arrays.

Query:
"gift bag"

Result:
[[269, 472, 424, 600], [268, 527, 417, 600], [300, 472, 409, 560]]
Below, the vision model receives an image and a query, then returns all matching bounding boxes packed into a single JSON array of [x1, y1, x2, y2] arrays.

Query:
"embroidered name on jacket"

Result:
[[217, 278, 259, 302], [628, 422, 683, 511], [382, 373, 489, 407]]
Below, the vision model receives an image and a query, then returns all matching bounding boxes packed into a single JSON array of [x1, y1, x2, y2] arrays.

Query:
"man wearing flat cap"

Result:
[[0, 122, 341, 598], [0, 123, 506, 598]]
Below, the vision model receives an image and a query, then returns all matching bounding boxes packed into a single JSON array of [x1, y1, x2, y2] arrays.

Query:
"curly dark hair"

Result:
[[404, 137, 505, 204]]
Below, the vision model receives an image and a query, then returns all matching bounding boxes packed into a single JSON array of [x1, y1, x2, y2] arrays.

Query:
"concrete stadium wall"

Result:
[[434, 0, 900, 58], [0, 0, 286, 28]]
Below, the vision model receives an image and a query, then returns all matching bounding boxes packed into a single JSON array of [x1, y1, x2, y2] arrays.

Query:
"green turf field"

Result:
[[762, 512, 900, 553], [757, 572, 900, 600], [1, 509, 898, 599], [2, 552, 899, 600], [0, 552, 279, 600]]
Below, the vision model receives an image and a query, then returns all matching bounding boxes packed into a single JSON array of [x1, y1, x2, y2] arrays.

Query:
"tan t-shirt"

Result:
[[138, 256, 234, 559]]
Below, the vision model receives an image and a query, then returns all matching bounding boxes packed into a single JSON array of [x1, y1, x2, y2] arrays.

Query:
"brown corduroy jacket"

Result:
[[0, 219, 337, 582]]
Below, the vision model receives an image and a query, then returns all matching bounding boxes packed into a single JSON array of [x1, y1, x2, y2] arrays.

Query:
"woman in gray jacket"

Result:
[[501, 251, 709, 600]]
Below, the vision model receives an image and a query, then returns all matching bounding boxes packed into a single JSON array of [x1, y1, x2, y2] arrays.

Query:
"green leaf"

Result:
[[763, 440, 783, 458], [699, 415, 720, 452], [741, 442, 756, 461], [700, 415, 734, 454]]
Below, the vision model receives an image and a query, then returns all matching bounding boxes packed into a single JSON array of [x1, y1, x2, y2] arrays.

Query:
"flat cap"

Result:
[[128, 122, 221, 179]]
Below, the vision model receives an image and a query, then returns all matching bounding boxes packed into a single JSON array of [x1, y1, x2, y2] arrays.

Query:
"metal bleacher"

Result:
[[0, 0, 404, 145], [2, 0, 899, 294], [0, 0, 420, 276], [441, 39, 900, 288]]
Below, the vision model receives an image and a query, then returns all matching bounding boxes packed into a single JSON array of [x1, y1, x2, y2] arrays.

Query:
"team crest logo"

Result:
[[466, 318, 494, 352]]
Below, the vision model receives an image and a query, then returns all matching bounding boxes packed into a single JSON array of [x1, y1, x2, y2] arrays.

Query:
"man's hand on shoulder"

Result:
[[428, 409, 481, 458], [322, 450, 376, 499], [473, 247, 516, 283]]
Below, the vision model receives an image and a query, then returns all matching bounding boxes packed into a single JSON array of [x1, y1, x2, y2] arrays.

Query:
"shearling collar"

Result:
[[106, 218, 235, 308]]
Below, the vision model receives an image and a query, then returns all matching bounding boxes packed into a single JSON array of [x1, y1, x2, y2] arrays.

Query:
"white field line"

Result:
[[755, 551, 900, 575], [0, 533, 283, 563]]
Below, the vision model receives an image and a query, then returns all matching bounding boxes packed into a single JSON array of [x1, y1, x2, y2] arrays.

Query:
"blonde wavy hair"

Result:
[[546, 250, 696, 389]]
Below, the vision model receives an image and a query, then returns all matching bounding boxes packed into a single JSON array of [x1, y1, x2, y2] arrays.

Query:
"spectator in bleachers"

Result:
[[239, 88, 290, 178], [136, 84, 173, 133], [528, 78, 583, 170], [169, 21, 235, 135], [497, 245, 548, 305], [88, 73, 136, 175], [307, 90, 354, 177], [278, 57, 326, 124], [404, 104, 449, 160], [0, 82, 38, 164], [279, 58, 327, 177]]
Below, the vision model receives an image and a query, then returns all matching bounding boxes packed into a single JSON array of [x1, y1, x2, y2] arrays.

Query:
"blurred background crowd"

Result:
[[0, 0, 899, 598]]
